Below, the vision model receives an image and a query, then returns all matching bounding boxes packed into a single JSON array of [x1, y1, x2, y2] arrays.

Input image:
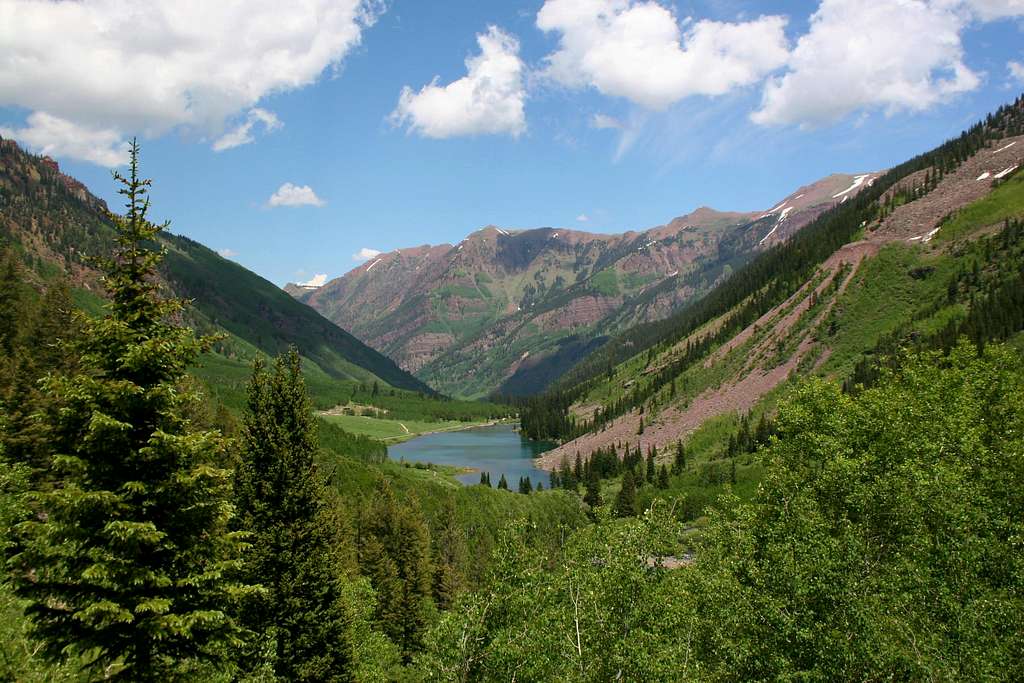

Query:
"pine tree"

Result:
[[657, 464, 670, 489], [614, 470, 637, 518], [583, 470, 602, 509], [497, 474, 509, 490], [9, 141, 252, 681], [0, 248, 25, 359], [673, 440, 686, 475], [358, 481, 433, 663], [235, 349, 355, 681], [646, 449, 656, 486], [480, 471, 490, 487], [431, 496, 466, 611], [519, 476, 533, 494]]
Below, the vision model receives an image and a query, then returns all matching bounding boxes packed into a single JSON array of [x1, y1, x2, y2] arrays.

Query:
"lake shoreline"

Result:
[[387, 422, 555, 488]]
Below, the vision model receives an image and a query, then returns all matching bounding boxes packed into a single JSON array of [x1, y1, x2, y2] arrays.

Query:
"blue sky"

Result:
[[1, 0, 1023, 286]]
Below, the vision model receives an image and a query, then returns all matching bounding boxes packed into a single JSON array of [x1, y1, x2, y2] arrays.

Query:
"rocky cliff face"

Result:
[[289, 173, 875, 398]]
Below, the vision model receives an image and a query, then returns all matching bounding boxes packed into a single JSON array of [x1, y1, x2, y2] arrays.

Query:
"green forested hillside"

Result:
[[520, 95, 1024, 445], [0, 151, 587, 681], [0, 136, 430, 395]]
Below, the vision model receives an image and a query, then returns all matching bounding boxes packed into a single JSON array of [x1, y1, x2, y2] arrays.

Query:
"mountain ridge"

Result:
[[287, 172, 878, 398], [0, 136, 432, 395]]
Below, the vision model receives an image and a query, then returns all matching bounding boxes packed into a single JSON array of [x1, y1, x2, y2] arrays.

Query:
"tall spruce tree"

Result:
[[235, 349, 355, 681], [358, 481, 434, 663], [614, 470, 638, 518], [8, 142, 252, 681], [583, 469, 603, 509]]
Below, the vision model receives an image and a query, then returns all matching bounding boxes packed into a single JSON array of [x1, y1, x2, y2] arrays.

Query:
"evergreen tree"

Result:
[[518, 477, 533, 494], [673, 440, 686, 475], [646, 449, 656, 486], [0, 249, 25, 359], [657, 464, 670, 489], [358, 481, 433, 663], [614, 470, 638, 518], [583, 470, 602, 509], [235, 349, 355, 681], [497, 474, 509, 490], [431, 496, 466, 611], [480, 471, 490, 487], [9, 142, 252, 681]]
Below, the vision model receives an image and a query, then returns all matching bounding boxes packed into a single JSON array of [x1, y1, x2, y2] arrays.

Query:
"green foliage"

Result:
[[417, 511, 691, 681], [234, 349, 355, 681], [686, 342, 1024, 679], [422, 341, 1024, 680], [7, 142, 253, 681], [613, 470, 637, 518], [357, 481, 436, 663], [938, 167, 1024, 241], [588, 268, 620, 297]]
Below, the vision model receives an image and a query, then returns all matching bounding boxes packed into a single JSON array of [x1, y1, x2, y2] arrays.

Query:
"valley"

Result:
[[1, 14, 1022, 675]]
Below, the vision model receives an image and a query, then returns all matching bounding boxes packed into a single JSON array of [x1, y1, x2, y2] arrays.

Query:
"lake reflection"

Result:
[[387, 423, 553, 488]]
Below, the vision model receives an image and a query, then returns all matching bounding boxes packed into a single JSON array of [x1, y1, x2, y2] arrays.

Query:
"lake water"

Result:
[[388, 423, 553, 488]]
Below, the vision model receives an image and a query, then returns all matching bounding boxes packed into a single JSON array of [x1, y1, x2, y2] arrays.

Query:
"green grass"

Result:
[[821, 244, 954, 377], [589, 268, 620, 297], [320, 413, 495, 442], [938, 170, 1024, 242]]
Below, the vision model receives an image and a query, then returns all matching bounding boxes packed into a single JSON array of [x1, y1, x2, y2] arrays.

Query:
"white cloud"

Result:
[[217, 248, 238, 258], [298, 274, 328, 287], [960, 0, 1024, 21], [752, 1, 994, 127], [1010, 61, 1024, 83], [576, 213, 589, 222], [391, 26, 526, 138], [0, 111, 130, 166], [267, 183, 325, 208], [212, 108, 282, 152], [536, 0, 789, 110], [0, 0, 381, 164], [591, 113, 623, 129], [352, 247, 382, 261]]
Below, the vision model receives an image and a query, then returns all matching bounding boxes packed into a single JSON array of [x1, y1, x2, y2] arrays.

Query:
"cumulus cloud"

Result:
[[1010, 60, 1024, 83], [298, 274, 328, 287], [751, 0, 1002, 127], [0, 0, 381, 164], [576, 213, 589, 222], [352, 247, 382, 261], [212, 108, 282, 152], [267, 183, 326, 208], [217, 248, 238, 258], [536, 0, 789, 110], [0, 112, 130, 166], [391, 26, 526, 138]]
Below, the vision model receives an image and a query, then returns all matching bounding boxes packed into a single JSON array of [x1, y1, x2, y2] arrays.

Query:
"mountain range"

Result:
[[287, 172, 879, 398]]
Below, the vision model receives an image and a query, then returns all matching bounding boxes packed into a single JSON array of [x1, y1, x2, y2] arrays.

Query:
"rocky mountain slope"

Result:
[[0, 137, 431, 394], [524, 96, 1024, 470], [290, 173, 876, 398]]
